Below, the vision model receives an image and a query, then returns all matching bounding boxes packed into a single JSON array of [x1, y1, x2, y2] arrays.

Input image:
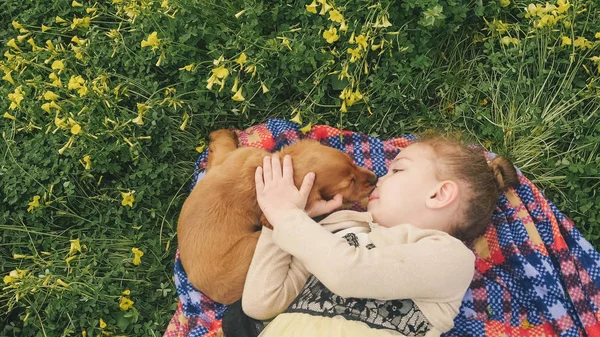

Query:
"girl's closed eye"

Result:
[[391, 169, 403, 173]]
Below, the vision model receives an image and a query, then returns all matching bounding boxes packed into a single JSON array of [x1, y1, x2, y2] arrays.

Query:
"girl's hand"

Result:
[[255, 155, 342, 225]]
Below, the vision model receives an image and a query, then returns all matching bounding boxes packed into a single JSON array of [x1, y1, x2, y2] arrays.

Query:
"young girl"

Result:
[[234, 137, 519, 337]]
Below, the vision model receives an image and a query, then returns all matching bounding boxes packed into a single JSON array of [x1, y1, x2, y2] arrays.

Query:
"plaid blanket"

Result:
[[164, 119, 600, 337]]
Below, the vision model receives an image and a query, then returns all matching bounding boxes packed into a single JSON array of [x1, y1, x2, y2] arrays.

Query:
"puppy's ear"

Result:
[[259, 214, 273, 230]]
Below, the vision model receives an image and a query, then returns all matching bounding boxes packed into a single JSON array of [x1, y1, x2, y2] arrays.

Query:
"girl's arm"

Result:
[[241, 227, 310, 320], [270, 209, 475, 302]]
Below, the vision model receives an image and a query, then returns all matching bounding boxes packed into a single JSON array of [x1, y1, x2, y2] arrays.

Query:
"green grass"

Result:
[[1, 0, 599, 336]]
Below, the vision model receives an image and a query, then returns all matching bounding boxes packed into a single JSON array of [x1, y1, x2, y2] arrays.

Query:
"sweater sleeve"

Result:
[[271, 209, 475, 302], [241, 227, 310, 320]]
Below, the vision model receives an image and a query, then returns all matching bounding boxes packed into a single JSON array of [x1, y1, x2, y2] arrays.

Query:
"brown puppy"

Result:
[[178, 129, 378, 305]]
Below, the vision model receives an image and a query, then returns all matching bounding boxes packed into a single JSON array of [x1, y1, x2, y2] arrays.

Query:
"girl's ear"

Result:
[[425, 180, 459, 210]]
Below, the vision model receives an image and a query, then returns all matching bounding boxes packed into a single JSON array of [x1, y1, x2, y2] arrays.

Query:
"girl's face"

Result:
[[367, 144, 441, 228]]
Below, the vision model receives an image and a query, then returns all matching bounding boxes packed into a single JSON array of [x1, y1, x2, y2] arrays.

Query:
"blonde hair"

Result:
[[417, 137, 520, 241]]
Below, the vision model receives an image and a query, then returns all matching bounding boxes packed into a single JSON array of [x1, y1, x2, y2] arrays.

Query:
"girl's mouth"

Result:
[[368, 196, 379, 201]]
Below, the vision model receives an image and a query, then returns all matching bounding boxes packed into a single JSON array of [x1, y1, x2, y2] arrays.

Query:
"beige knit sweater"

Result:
[[242, 210, 475, 334]]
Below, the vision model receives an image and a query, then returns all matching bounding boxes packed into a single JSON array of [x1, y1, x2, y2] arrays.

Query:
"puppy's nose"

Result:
[[368, 174, 378, 186]]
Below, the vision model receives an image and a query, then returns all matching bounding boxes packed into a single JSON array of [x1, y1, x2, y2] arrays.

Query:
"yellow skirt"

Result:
[[259, 312, 404, 337]]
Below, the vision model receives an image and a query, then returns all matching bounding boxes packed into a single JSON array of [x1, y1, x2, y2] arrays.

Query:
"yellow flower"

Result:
[[121, 191, 135, 207], [323, 26, 339, 44], [281, 37, 292, 50], [58, 136, 75, 155], [161, 0, 169, 8], [120, 296, 134, 310], [499, 0, 510, 7], [27, 195, 41, 212], [339, 20, 348, 32], [4, 50, 15, 60], [12, 21, 23, 29], [141, 32, 160, 51], [305, 0, 318, 14], [235, 52, 247, 67], [500, 36, 519, 46], [328, 9, 344, 23], [232, 88, 245, 101], [524, 3, 542, 18], [212, 65, 229, 79], [561, 36, 572, 47], [318, 0, 331, 15], [4, 269, 27, 284], [86, 7, 97, 13], [17, 34, 30, 43], [213, 55, 224, 66], [290, 110, 302, 124], [46, 40, 55, 51], [7, 39, 21, 51], [375, 15, 392, 28], [41, 103, 52, 113], [69, 238, 81, 255], [27, 38, 43, 51], [179, 64, 194, 71], [347, 47, 361, 63], [44, 90, 60, 101], [70, 42, 85, 60], [340, 100, 347, 113], [206, 74, 219, 90], [71, 36, 87, 46], [595, 32, 600, 39], [131, 247, 143, 265], [122, 289, 131, 296], [196, 140, 207, 153], [81, 155, 91, 170], [354, 34, 368, 50], [590, 56, 600, 63], [234, 9, 246, 19], [231, 77, 239, 93], [556, 0, 570, 14], [68, 75, 87, 97], [99, 319, 107, 329], [299, 122, 312, 134], [3, 112, 16, 121], [72, 0, 83, 6], [180, 112, 189, 131], [8, 86, 25, 110], [71, 123, 82, 135], [55, 16, 67, 23], [52, 60, 65, 72], [574, 36, 592, 49], [49, 72, 62, 87], [261, 82, 270, 94], [50, 101, 62, 111], [70, 16, 91, 30], [245, 64, 257, 76], [41, 25, 51, 32], [535, 14, 559, 29], [2, 71, 15, 85]]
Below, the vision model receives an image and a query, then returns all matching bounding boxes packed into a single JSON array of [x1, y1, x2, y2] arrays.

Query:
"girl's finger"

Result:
[[282, 155, 294, 182], [262, 156, 273, 182], [255, 166, 264, 192], [271, 154, 282, 181], [299, 172, 315, 198]]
